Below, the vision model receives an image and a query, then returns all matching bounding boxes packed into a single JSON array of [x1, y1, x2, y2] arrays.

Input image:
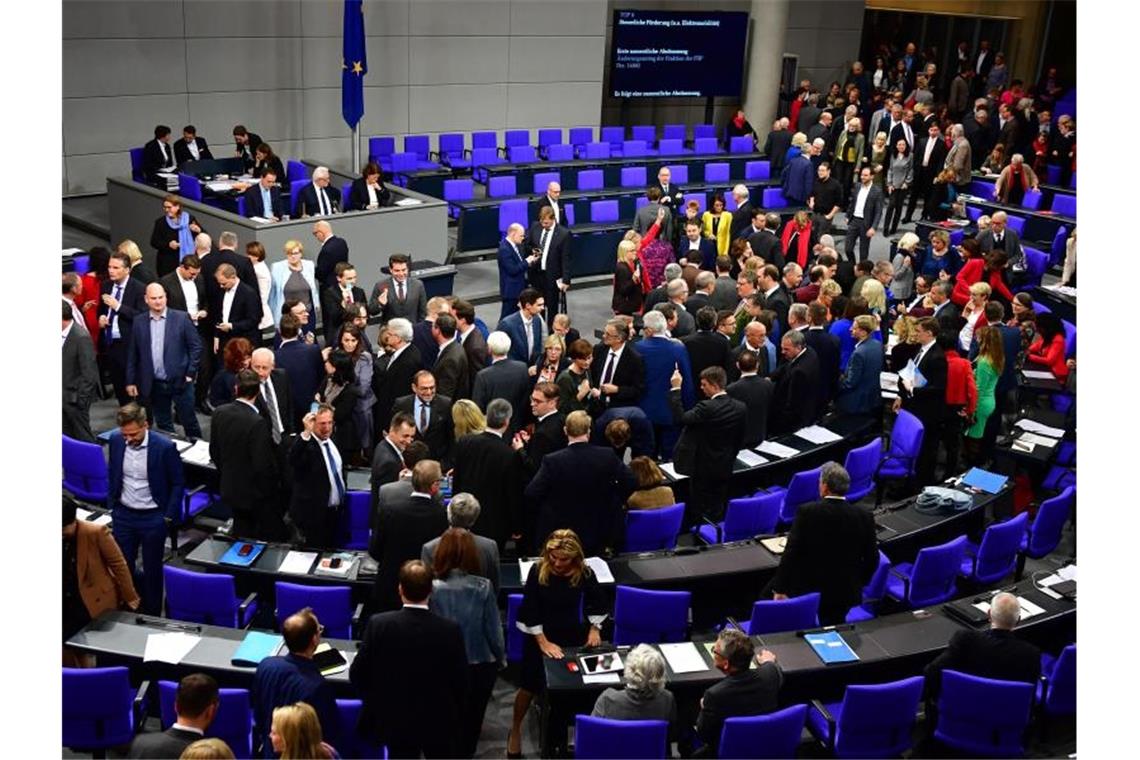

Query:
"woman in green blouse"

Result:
[[964, 325, 1006, 464], [555, 338, 595, 415]]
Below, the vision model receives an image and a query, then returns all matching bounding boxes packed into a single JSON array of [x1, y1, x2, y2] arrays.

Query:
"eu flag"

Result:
[[342, 0, 367, 129]]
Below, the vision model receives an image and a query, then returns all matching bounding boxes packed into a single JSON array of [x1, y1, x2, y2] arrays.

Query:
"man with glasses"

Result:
[[695, 629, 781, 757], [392, 370, 454, 467], [590, 318, 645, 411]]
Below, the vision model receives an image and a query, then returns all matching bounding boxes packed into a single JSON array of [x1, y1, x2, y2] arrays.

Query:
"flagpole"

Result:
[[352, 124, 360, 171]]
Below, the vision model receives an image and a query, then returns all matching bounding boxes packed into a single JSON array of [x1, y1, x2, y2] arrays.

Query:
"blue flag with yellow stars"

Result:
[[342, 0, 367, 129]]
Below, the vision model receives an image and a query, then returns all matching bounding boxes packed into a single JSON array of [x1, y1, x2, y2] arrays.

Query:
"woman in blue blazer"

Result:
[[268, 239, 322, 334]]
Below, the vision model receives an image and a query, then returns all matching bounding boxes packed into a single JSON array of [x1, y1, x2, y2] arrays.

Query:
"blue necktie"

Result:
[[322, 441, 345, 507]]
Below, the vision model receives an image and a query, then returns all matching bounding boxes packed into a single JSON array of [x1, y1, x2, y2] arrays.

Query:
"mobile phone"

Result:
[[329, 557, 342, 569], [238, 544, 253, 557], [310, 402, 320, 414]]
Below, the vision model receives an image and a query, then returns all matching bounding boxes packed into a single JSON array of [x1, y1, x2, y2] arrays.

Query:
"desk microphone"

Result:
[[135, 615, 203, 633], [795, 623, 855, 637]]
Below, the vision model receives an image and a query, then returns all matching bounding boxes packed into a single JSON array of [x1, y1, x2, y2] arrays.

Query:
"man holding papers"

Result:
[[891, 316, 947, 485]]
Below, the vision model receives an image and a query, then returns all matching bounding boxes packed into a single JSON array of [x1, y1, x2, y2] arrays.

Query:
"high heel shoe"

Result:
[[507, 730, 524, 759]]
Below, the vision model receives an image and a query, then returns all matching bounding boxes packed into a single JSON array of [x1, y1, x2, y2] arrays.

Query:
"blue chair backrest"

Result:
[[601, 126, 625, 149], [533, 171, 560, 195], [724, 192, 739, 212], [1045, 164, 1061, 185], [471, 147, 501, 167], [667, 164, 689, 185], [745, 160, 771, 181], [694, 124, 717, 140], [703, 162, 730, 183], [499, 199, 528, 235], [286, 160, 309, 185], [729, 135, 753, 153], [591, 200, 619, 223], [472, 131, 497, 151], [390, 151, 417, 174], [1020, 188, 1043, 210], [72, 254, 91, 275], [968, 179, 994, 197], [1062, 319, 1076, 358], [613, 586, 691, 645], [164, 565, 239, 626], [289, 179, 309, 216], [834, 676, 925, 757], [506, 593, 524, 663], [1051, 193, 1076, 217], [631, 125, 656, 144], [1069, 171, 1076, 188], [341, 490, 371, 550], [488, 175, 517, 198], [569, 126, 594, 148], [509, 145, 537, 163], [276, 582, 352, 638], [178, 173, 202, 202], [575, 715, 668, 759], [340, 183, 352, 211], [746, 592, 820, 634], [934, 670, 1035, 756], [658, 138, 684, 156], [971, 513, 1029, 583], [1026, 485, 1073, 557], [129, 147, 146, 181], [625, 503, 685, 552], [538, 128, 563, 147], [1050, 225, 1068, 266], [886, 410, 925, 475], [682, 193, 706, 214], [844, 437, 882, 501], [621, 166, 647, 188], [505, 129, 530, 149], [780, 466, 822, 523], [719, 704, 808, 760], [723, 492, 781, 541], [635, 196, 650, 212], [159, 682, 253, 758], [577, 169, 604, 191], [547, 143, 574, 162], [966, 204, 983, 222], [368, 136, 395, 161], [63, 434, 109, 503], [762, 187, 788, 208], [1031, 301, 1052, 316], [63, 666, 136, 749], [622, 139, 648, 157], [443, 178, 474, 203], [1005, 214, 1026, 235], [584, 141, 612, 159], [663, 124, 686, 141], [907, 535, 967, 606], [862, 551, 891, 603], [335, 699, 386, 760], [438, 132, 464, 156], [1044, 645, 1076, 715], [1022, 246, 1048, 285], [693, 137, 720, 155]]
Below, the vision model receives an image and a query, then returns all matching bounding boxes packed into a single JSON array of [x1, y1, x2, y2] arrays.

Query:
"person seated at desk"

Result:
[[243, 169, 285, 221], [142, 124, 177, 185], [1025, 311, 1070, 383], [296, 166, 340, 217], [232, 124, 263, 173], [252, 141, 285, 183], [694, 629, 781, 758], [348, 161, 393, 211], [592, 644, 677, 732], [151, 194, 205, 279], [173, 124, 214, 166], [127, 674, 219, 759]]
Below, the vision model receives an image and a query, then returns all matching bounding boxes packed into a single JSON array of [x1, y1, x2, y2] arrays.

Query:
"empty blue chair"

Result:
[[178, 173, 202, 202], [682, 193, 705, 214], [663, 124, 686, 141], [563, 204, 577, 226], [612, 586, 691, 645], [694, 123, 717, 140], [621, 166, 647, 188], [63, 434, 109, 503], [845, 550, 892, 622], [1016, 247, 1049, 292], [698, 492, 781, 544], [159, 682, 253, 758], [767, 466, 822, 525], [437, 133, 469, 169], [1020, 188, 1043, 210], [761, 187, 788, 208], [1018, 485, 1074, 573], [487, 175, 517, 198], [658, 138, 686, 156], [583, 141, 612, 160], [1030, 301, 1052, 316], [509, 145, 538, 163], [506, 593, 524, 663], [498, 199, 528, 236], [622, 140, 649, 158], [289, 179, 310, 216], [339, 490, 371, 550], [631, 124, 657, 145], [63, 666, 145, 751], [1049, 225, 1068, 266], [601, 126, 625, 152], [966, 204, 983, 222], [1039, 644, 1076, 716], [667, 165, 689, 185], [472, 131, 497, 152], [1045, 164, 1062, 185], [969, 179, 995, 197], [504, 129, 530, 154], [1062, 319, 1076, 358], [443, 178, 474, 218], [336, 699, 387, 759], [577, 169, 604, 191], [745, 160, 771, 181], [719, 704, 808, 760], [547, 143, 574, 162], [693, 136, 722, 154], [389, 152, 418, 185], [538, 128, 563, 152], [806, 675, 925, 758], [743, 592, 820, 634], [960, 513, 1029, 585], [625, 503, 685, 552], [471, 148, 505, 183], [876, 410, 925, 497], [703, 162, 730, 183], [164, 565, 258, 628], [533, 171, 560, 195], [275, 581, 360, 639], [286, 160, 309, 185], [591, 200, 620, 223], [843, 437, 882, 502], [569, 126, 594, 151], [1051, 193, 1076, 217], [129, 146, 146, 181], [368, 136, 395, 171], [729, 135, 753, 153], [1005, 214, 1026, 235], [885, 535, 967, 608], [575, 715, 667, 759], [934, 670, 1035, 757]]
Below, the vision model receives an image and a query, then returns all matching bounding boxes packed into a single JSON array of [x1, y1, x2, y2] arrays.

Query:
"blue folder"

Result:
[[218, 541, 265, 567], [961, 467, 1009, 494], [231, 631, 284, 667], [804, 631, 859, 665]]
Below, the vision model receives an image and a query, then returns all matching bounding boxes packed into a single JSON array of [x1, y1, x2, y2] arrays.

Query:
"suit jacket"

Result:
[[369, 437, 405, 509], [142, 138, 176, 180], [976, 227, 1025, 271], [234, 132, 263, 171], [254, 367, 296, 437], [682, 331, 732, 392], [836, 338, 884, 416], [208, 400, 278, 518], [654, 182, 685, 209], [710, 276, 738, 312], [411, 319, 439, 367], [678, 237, 718, 271], [634, 201, 672, 242], [433, 340, 470, 401], [295, 182, 341, 217], [371, 345, 424, 431], [730, 341, 770, 380], [172, 136, 213, 166], [72, 521, 140, 618], [771, 496, 879, 619], [730, 201, 754, 240], [368, 494, 449, 611], [393, 393, 454, 466], [496, 310, 544, 366], [127, 726, 202, 759], [518, 413, 568, 477], [348, 176, 392, 211], [846, 183, 886, 226], [803, 326, 841, 405], [368, 276, 427, 323], [472, 359, 530, 431], [242, 183, 285, 219], [914, 135, 949, 181], [683, 291, 713, 320], [276, 339, 326, 429], [525, 442, 637, 555], [695, 665, 784, 753], [252, 653, 338, 756], [314, 235, 350, 290], [899, 342, 948, 424], [422, 532, 501, 593], [320, 283, 367, 345], [287, 434, 346, 544], [349, 607, 467, 753], [453, 430, 524, 546], [98, 276, 148, 346], [158, 270, 205, 317], [726, 375, 774, 448], [200, 249, 258, 311], [590, 342, 645, 409], [461, 328, 488, 392], [924, 628, 1042, 700], [63, 324, 99, 407], [635, 336, 694, 426], [536, 195, 570, 227], [497, 238, 531, 304], [212, 281, 262, 350], [747, 229, 785, 269], [770, 347, 822, 434], [669, 391, 747, 481], [125, 309, 202, 399], [524, 222, 572, 288], [107, 430, 184, 519]]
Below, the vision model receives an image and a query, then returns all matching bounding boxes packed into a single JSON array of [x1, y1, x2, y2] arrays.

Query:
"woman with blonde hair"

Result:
[[890, 314, 921, 369], [625, 456, 675, 510], [269, 239, 321, 334], [868, 131, 889, 191], [612, 238, 645, 315], [860, 278, 887, 316], [890, 232, 920, 300], [118, 238, 157, 284], [530, 333, 566, 385], [451, 398, 487, 439], [958, 281, 991, 351], [270, 702, 336, 759], [179, 738, 235, 759]]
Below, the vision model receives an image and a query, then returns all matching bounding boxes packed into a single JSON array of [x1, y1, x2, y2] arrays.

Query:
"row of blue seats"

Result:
[[966, 179, 1077, 217]]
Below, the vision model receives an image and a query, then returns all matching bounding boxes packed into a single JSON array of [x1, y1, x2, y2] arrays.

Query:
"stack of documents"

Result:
[[395, 198, 422, 206], [1013, 419, 1065, 438], [794, 425, 842, 445], [658, 642, 710, 674], [1016, 431, 1060, 450], [736, 450, 769, 468], [1022, 370, 1058, 381], [179, 440, 213, 467], [898, 359, 927, 389], [757, 440, 800, 459], [1044, 284, 1076, 298], [144, 632, 200, 664], [278, 551, 318, 576], [880, 372, 900, 398], [658, 462, 685, 480], [804, 631, 860, 664]]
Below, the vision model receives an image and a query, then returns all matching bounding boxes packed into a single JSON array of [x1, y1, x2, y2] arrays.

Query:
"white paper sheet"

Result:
[[395, 198, 423, 206], [63, 247, 85, 257], [756, 440, 800, 459], [880, 372, 900, 391], [736, 450, 769, 468], [1022, 370, 1058, 381], [1010, 440, 1035, 453], [794, 425, 843, 445], [278, 551, 318, 575], [658, 462, 685, 480], [973, 596, 1046, 621], [1014, 419, 1065, 438], [518, 559, 536, 582], [92, 513, 113, 526], [1018, 432, 1060, 448], [585, 557, 614, 584], [582, 673, 621, 684], [180, 440, 213, 466], [75, 507, 93, 521], [143, 632, 201, 664], [1044, 284, 1076, 297], [658, 642, 711, 674], [1057, 564, 1077, 581]]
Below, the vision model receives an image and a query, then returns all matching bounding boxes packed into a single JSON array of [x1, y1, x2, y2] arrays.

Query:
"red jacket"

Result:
[[1026, 333, 1069, 382], [944, 349, 978, 415], [952, 258, 1014, 305]]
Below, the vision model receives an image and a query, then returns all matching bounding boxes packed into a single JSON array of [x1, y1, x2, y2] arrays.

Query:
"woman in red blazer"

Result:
[[952, 249, 1014, 306], [1026, 312, 1070, 382]]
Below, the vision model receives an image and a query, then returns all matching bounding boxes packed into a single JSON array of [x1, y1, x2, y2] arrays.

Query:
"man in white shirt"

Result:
[[299, 166, 340, 217], [843, 168, 885, 263], [288, 405, 347, 549], [538, 181, 567, 227]]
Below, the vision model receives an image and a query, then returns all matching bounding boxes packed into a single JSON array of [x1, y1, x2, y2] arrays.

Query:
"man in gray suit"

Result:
[[634, 189, 671, 242], [126, 674, 218, 759], [471, 331, 530, 431], [709, 256, 738, 311], [976, 210, 1026, 282], [420, 492, 501, 594], [368, 253, 427, 324], [62, 302, 99, 443]]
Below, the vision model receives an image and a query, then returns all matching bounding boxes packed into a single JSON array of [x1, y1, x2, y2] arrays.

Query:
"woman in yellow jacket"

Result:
[[701, 192, 733, 256]]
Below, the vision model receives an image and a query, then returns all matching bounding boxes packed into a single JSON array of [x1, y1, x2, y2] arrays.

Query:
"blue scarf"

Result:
[[165, 211, 195, 259]]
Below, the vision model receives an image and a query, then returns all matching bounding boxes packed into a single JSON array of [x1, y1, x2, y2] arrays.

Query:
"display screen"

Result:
[[609, 9, 749, 98]]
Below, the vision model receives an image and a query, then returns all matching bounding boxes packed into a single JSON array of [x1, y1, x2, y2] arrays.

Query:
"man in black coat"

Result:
[[535, 180, 569, 227], [242, 170, 285, 220], [726, 350, 774, 448], [312, 220, 350, 291], [907, 122, 949, 223], [844, 167, 886, 263], [250, 347, 295, 447], [98, 251, 149, 405], [453, 299, 488, 394], [747, 212, 785, 269], [670, 366, 747, 525], [392, 370, 454, 468], [728, 185, 755, 240], [368, 462, 449, 612], [696, 629, 783, 757], [524, 206, 572, 330], [804, 302, 841, 406], [211, 263, 262, 356], [757, 264, 791, 333], [369, 413, 417, 512], [172, 125, 214, 166], [142, 125, 177, 184], [767, 462, 879, 624], [682, 307, 732, 394], [275, 314, 325, 430], [126, 674, 219, 759], [232, 125, 262, 171], [287, 406, 347, 549], [372, 319, 423, 433], [295, 167, 340, 217], [431, 313, 470, 402], [199, 231, 258, 306], [590, 320, 645, 411], [471, 331, 530, 432], [525, 410, 637, 555], [892, 317, 947, 485], [319, 262, 367, 346], [350, 561, 467, 758], [769, 331, 821, 435], [451, 399, 524, 551]]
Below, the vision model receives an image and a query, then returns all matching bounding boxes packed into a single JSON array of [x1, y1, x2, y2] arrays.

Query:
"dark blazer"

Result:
[[836, 338, 884, 416], [525, 442, 637, 555], [242, 183, 285, 219], [98, 276, 147, 345], [846, 183, 886, 226], [392, 393, 454, 466], [472, 358, 530, 430], [149, 215, 205, 276], [126, 726, 202, 759], [914, 135, 949, 180], [730, 200, 754, 240], [518, 413, 568, 477], [234, 133, 263, 172], [453, 430, 524, 546], [730, 342, 771, 380], [276, 339, 326, 429], [682, 331, 732, 391], [683, 291, 713, 320], [525, 222, 572, 288], [142, 138, 176, 180], [536, 195, 570, 227], [107, 430, 184, 519], [287, 434, 346, 545], [348, 176, 393, 211], [679, 237, 718, 271], [200, 249, 258, 309], [251, 652, 338, 756], [899, 342, 948, 424], [748, 229, 785, 269], [314, 235, 350, 290], [461, 328, 489, 392], [762, 286, 792, 333], [295, 182, 341, 217], [771, 496, 879, 622], [654, 181, 685, 210], [371, 345, 424, 431], [497, 238, 531, 304], [212, 281, 262, 350], [924, 628, 1042, 700], [368, 494, 449, 611], [63, 324, 100, 409], [208, 400, 278, 522], [349, 607, 468, 754], [125, 309, 202, 400], [368, 276, 427, 323], [590, 342, 645, 409], [319, 283, 367, 345], [254, 367, 295, 437], [369, 437, 405, 509], [726, 375, 774, 448], [803, 326, 841, 405], [158, 270, 205, 316], [411, 318, 439, 367], [696, 664, 784, 754], [669, 391, 747, 481], [433, 340, 470, 401], [496, 310, 544, 366], [172, 136, 213, 166], [770, 346, 822, 434]]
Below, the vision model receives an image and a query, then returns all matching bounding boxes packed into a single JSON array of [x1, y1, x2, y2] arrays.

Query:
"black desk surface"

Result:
[[1019, 369, 1066, 394]]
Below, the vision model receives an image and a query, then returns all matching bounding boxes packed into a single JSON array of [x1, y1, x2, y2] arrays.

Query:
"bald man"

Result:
[[497, 222, 538, 321], [312, 220, 349, 290], [537, 181, 568, 227]]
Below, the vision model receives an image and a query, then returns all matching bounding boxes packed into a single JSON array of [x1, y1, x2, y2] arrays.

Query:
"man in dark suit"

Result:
[[497, 223, 537, 322], [160, 252, 211, 411], [525, 410, 637, 555], [411, 298, 448, 368], [770, 331, 821, 435], [768, 462, 879, 624], [682, 307, 732, 394], [844, 167, 886, 263], [287, 406, 347, 549], [209, 370, 279, 540], [730, 321, 772, 380], [275, 314, 325, 430], [200, 231, 258, 306], [393, 370, 454, 467], [312, 220, 350, 291], [696, 629, 783, 757], [370, 412, 418, 511], [976, 211, 1026, 279], [836, 315, 885, 417], [728, 185, 754, 240], [653, 165, 685, 211], [372, 318, 423, 433], [350, 561, 468, 758], [472, 331, 530, 432], [319, 261, 367, 345], [142, 124, 177, 184], [172, 125, 213, 166], [684, 271, 716, 320], [906, 122, 949, 223], [524, 206, 572, 330], [804, 302, 841, 406], [591, 319, 645, 411], [747, 212, 785, 269], [99, 251, 148, 405], [242, 169, 285, 220], [62, 303, 99, 443], [250, 347, 295, 450], [636, 312, 694, 459], [892, 317, 947, 485], [678, 218, 718, 271], [369, 253, 428, 324], [126, 674, 218, 759], [125, 283, 204, 440], [452, 399, 524, 550], [669, 366, 747, 524], [535, 180, 569, 227], [211, 263, 261, 356], [368, 462, 450, 612], [452, 299, 488, 393], [758, 264, 791, 333], [107, 404, 185, 615], [514, 383, 568, 478], [726, 351, 774, 448], [295, 166, 340, 217], [709, 258, 739, 312], [431, 313, 470, 401], [232, 125, 262, 172]]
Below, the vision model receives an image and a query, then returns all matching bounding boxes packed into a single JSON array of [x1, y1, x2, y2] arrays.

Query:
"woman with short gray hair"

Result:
[[591, 644, 676, 730]]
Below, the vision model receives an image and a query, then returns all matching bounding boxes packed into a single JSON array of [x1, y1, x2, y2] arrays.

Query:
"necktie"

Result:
[[107, 284, 123, 340], [602, 351, 617, 385], [322, 441, 346, 507], [397, 280, 405, 302], [262, 380, 282, 444], [319, 187, 330, 215], [344, 287, 353, 304], [525, 319, 534, 360], [418, 401, 428, 433], [539, 228, 550, 268]]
